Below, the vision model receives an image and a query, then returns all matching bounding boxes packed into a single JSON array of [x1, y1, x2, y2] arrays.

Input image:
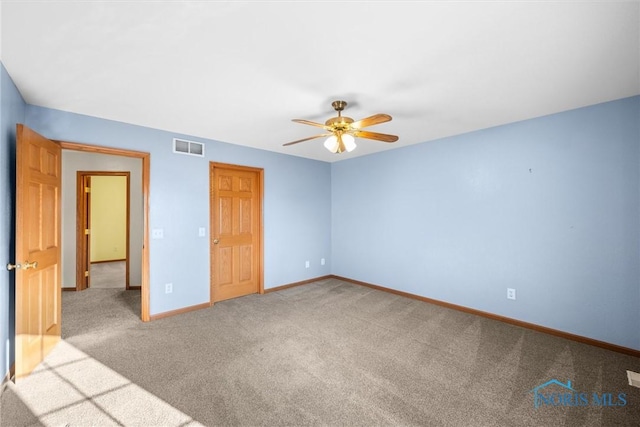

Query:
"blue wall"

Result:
[[0, 62, 26, 378], [332, 96, 640, 351], [24, 106, 332, 316]]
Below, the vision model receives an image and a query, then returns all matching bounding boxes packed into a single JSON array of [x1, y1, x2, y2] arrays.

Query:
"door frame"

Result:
[[76, 171, 131, 291], [209, 162, 264, 304], [58, 141, 151, 321]]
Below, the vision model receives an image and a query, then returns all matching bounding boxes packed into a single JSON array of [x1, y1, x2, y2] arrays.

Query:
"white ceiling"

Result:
[[1, 1, 638, 163]]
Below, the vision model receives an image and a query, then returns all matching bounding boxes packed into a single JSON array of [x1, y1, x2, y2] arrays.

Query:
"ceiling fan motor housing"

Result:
[[325, 116, 354, 130], [326, 100, 354, 131]]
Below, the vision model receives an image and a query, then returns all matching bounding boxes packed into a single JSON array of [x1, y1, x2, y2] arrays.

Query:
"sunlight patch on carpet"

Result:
[[12, 340, 204, 426]]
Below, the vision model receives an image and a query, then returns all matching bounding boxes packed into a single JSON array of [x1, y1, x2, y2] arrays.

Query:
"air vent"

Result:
[[173, 138, 204, 157]]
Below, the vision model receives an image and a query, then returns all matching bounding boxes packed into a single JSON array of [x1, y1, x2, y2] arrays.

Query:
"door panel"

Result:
[[239, 245, 253, 282], [15, 124, 62, 379], [210, 163, 262, 302]]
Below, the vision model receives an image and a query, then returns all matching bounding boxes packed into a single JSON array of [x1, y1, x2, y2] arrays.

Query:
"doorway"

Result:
[[76, 172, 132, 291], [59, 141, 151, 321]]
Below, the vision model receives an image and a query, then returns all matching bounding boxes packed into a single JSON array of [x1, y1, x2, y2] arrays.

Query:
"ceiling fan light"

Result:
[[324, 135, 339, 153], [343, 134, 356, 152], [324, 133, 356, 154]]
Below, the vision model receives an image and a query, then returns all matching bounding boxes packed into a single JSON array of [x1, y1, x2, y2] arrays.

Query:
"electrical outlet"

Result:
[[152, 228, 164, 239], [321, 258, 325, 265], [305, 260, 310, 268], [507, 288, 516, 300], [165, 283, 173, 294]]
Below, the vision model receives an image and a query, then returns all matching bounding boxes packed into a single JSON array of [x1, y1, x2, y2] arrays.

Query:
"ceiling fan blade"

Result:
[[352, 130, 399, 143], [292, 119, 330, 130], [350, 114, 392, 129], [282, 134, 331, 146]]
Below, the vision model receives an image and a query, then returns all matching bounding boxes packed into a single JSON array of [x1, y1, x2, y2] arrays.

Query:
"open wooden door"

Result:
[[13, 124, 62, 379], [76, 174, 91, 290]]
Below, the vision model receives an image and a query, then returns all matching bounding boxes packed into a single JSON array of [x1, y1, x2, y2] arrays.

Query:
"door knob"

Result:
[[23, 261, 38, 270], [7, 261, 38, 271], [213, 238, 220, 244]]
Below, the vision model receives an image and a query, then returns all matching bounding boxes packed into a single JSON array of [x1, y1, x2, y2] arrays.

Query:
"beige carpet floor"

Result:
[[2, 277, 639, 426], [89, 261, 126, 289]]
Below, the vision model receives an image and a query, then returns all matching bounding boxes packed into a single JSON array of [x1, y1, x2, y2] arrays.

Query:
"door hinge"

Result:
[[85, 187, 91, 193], [85, 229, 90, 235], [85, 270, 89, 277]]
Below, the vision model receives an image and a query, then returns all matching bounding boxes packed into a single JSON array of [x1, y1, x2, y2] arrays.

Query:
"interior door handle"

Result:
[[7, 261, 38, 271], [213, 239, 220, 244], [23, 261, 38, 270]]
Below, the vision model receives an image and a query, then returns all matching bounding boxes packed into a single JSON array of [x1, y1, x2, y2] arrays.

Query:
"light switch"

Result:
[[198, 227, 206, 237]]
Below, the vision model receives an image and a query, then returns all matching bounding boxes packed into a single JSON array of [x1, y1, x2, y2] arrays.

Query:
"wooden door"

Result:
[[76, 174, 91, 290], [15, 124, 62, 379], [210, 163, 263, 302]]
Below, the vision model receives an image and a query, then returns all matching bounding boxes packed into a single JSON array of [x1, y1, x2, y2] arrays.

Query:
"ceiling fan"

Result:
[[283, 100, 399, 154]]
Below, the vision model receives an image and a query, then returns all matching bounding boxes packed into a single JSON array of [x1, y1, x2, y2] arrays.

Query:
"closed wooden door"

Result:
[[210, 163, 262, 302], [14, 124, 62, 379]]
